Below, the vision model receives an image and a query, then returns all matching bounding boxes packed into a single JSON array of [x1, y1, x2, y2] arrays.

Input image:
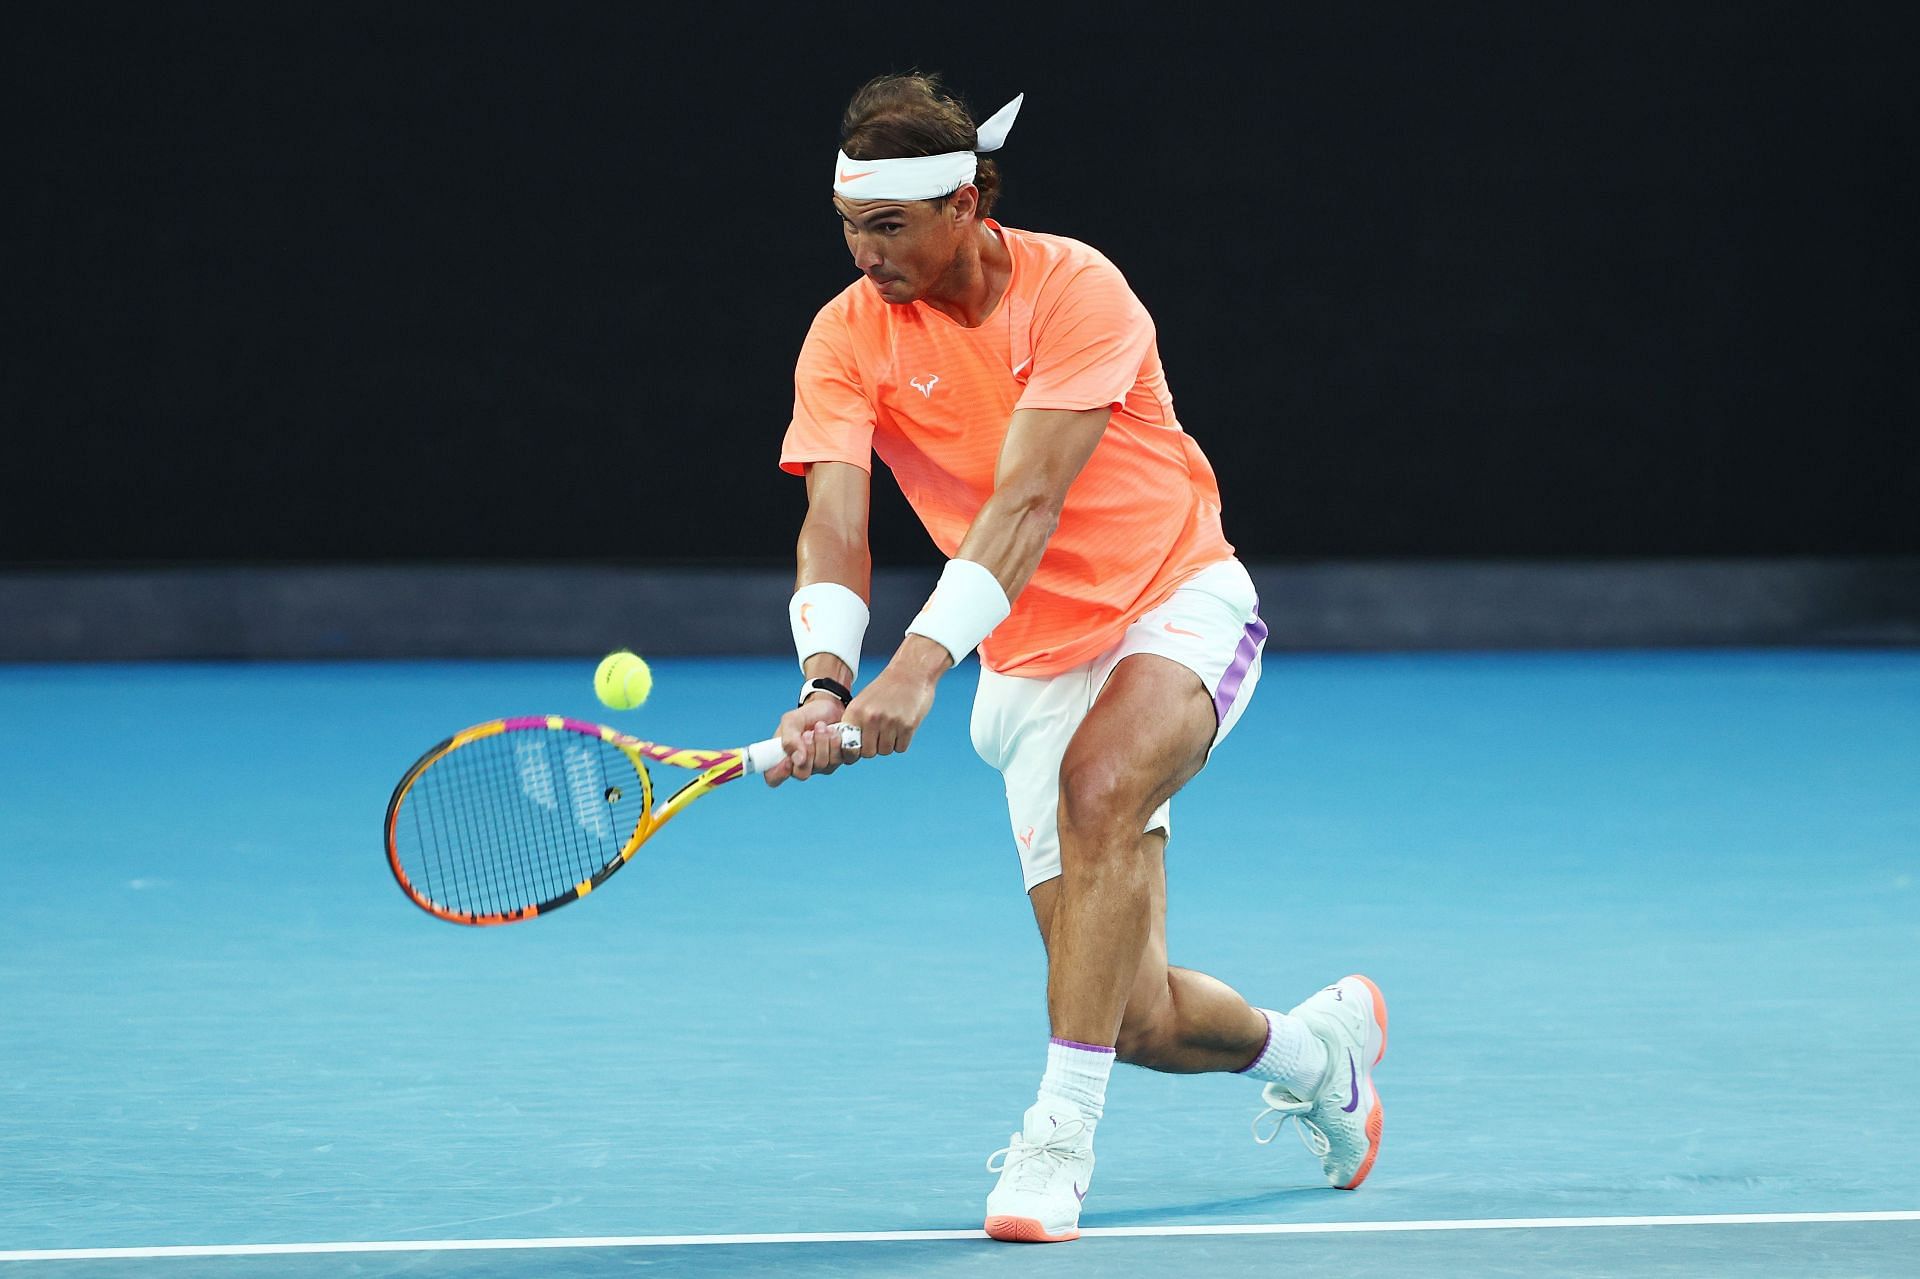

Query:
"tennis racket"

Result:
[[385, 715, 860, 926]]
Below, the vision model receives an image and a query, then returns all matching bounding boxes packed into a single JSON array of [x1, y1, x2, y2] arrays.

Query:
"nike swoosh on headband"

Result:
[[830, 93, 1024, 201]]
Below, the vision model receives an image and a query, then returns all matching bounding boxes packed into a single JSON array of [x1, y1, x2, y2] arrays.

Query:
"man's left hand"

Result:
[[841, 635, 951, 759]]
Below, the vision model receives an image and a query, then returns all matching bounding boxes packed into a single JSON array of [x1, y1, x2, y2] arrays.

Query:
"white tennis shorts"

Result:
[[968, 558, 1267, 891]]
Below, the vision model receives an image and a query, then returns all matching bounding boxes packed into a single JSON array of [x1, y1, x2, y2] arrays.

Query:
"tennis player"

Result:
[[765, 74, 1386, 1243]]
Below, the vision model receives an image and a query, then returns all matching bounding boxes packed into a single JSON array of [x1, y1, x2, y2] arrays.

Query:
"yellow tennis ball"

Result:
[[593, 650, 652, 710]]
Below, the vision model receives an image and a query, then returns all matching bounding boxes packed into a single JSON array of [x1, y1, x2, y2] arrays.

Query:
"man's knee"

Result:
[[1058, 755, 1151, 846]]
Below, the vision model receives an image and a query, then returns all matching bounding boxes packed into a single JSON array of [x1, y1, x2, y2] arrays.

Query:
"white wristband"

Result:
[[905, 559, 1011, 666], [789, 581, 868, 682]]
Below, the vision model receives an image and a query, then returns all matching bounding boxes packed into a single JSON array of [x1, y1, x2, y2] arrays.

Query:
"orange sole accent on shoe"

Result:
[[1336, 1094, 1385, 1190], [1347, 973, 1389, 1065], [985, 1215, 1079, 1243]]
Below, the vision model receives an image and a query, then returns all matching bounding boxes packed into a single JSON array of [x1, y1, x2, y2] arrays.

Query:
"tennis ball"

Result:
[[593, 650, 652, 710]]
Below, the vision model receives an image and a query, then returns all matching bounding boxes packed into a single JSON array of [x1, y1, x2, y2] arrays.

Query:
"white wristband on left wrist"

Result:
[[904, 559, 1011, 666]]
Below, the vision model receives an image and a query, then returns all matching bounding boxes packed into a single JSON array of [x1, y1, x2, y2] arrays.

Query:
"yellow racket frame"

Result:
[[384, 715, 749, 926]]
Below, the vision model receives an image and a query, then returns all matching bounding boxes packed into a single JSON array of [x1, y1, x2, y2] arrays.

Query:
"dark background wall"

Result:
[[8, 2, 1916, 568]]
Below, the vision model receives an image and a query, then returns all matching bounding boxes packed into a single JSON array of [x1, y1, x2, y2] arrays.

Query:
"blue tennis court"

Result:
[[3, 650, 1916, 1275]]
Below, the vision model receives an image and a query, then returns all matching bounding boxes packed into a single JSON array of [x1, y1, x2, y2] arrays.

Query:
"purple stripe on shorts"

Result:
[[1213, 605, 1268, 724], [1051, 1037, 1116, 1055]]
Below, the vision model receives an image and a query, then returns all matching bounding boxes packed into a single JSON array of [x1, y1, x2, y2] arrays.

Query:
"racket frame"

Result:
[[384, 715, 747, 926]]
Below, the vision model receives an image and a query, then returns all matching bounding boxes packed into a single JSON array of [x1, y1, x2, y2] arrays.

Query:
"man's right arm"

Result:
[[795, 460, 872, 688], [765, 460, 870, 785]]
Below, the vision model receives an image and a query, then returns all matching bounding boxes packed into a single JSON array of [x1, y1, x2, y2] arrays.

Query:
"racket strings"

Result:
[[473, 733, 596, 911], [394, 731, 648, 918], [484, 730, 579, 906]]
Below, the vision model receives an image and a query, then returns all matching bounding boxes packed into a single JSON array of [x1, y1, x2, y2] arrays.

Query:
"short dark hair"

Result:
[[840, 72, 1002, 216]]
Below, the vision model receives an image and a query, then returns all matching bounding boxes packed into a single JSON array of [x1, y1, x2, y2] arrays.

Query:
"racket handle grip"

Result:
[[742, 723, 863, 776]]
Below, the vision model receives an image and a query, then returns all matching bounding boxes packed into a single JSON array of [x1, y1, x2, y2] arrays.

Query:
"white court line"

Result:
[[2, 1211, 1917, 1263]]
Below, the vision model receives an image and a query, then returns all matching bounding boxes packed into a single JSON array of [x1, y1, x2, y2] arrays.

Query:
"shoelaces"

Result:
[[986, 1117, 1090, 1192], [1252, 1094, 1332, 1158]]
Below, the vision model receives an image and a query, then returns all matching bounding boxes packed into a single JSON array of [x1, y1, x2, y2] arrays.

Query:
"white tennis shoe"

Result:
[[984, 1101, 1096, 1242], [1253, 974, 1388, 1189]]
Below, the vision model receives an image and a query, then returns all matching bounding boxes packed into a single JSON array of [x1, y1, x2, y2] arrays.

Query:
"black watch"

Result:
[[797, 676, 853, 707]]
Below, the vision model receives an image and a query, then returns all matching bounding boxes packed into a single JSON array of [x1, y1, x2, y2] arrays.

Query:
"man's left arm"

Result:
[[839, 405, 1109, 757]]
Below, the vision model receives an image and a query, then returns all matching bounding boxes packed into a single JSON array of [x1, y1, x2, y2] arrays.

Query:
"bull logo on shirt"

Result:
[[909, 374, 940, 398]]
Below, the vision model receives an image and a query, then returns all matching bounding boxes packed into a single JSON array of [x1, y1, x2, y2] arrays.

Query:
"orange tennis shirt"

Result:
[[781, 220, 1233, 677]]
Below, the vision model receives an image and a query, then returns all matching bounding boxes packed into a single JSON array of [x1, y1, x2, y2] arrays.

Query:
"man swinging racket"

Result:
[[764, 73, 1387, 1243]]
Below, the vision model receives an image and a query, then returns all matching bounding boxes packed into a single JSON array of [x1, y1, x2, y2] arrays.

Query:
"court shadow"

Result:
[[1085, 1184, 1331, 1227]]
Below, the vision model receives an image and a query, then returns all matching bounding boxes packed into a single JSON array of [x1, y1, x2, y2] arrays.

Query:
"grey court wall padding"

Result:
[[1, 559, 1916, 662]]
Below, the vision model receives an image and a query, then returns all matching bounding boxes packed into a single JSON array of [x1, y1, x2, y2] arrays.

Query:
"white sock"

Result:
[[1037, 1037, 1114, 1119], [1236, 1008, 1329, 1098]]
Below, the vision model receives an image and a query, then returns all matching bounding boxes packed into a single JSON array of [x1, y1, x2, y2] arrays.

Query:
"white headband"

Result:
[[832, 93, 1024, 201]]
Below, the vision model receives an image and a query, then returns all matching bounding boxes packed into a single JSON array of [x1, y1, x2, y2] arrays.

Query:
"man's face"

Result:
[[834, 188, 975, 305]]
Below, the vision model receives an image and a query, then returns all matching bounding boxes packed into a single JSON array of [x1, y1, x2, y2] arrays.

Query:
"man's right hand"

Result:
[[762, 695, 850, 787]]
